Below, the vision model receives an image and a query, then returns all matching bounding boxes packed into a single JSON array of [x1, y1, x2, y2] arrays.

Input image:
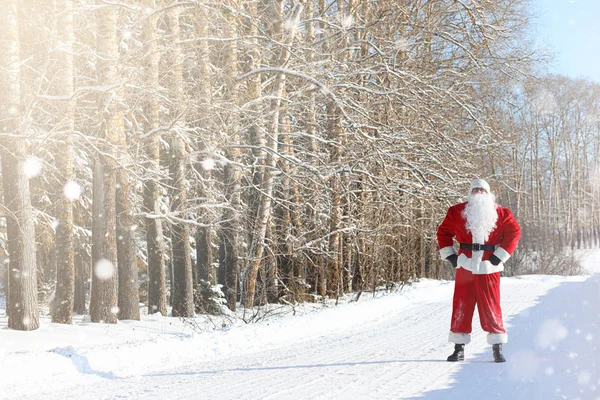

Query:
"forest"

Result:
[[0, 0, 598, 331]]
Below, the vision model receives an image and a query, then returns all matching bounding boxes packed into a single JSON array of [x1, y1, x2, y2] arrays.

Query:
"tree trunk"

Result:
[[116, 167, 140, 320], [242, 0, 265, 293], [141, 0, 167, 316], [73, 203, 87, 315], [194, 3, 214, 285], [241, 0, 283, 307], [326, 101, 342, 298], [90, 0, 119, 324], [218, 1, 241, 312], [243, 0, 305, 308], [0, 0, 39, 331], [274, 96, 299, 301], [115, 3, 141, 321], [302, 1, 322, 297], [169, 139, 194, 317], [165, 6, 194, 318], [51, 0, 76, 325]]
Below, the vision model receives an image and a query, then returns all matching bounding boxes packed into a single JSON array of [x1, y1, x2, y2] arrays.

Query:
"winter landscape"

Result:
[[0, 250, 598, 399], [1, 0, 599, 399]]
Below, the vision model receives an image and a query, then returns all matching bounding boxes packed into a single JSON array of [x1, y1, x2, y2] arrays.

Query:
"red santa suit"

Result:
[[437, 202, 521, 345]]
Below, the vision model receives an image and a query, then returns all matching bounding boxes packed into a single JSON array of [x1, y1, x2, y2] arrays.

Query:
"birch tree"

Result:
[[243, 0, 305, 307]]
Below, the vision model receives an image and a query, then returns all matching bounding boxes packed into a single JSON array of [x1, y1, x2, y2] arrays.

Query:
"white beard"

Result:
[[462, 193, 498, 243]]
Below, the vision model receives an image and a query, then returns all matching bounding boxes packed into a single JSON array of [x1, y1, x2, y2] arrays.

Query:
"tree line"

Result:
[[0, 0, 597, 331]]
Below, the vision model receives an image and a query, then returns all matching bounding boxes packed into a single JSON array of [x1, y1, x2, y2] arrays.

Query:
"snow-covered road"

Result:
[[2, 252, 599, 400]]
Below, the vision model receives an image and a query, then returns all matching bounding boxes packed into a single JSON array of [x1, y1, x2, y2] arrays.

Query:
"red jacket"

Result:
[[437, 202, 521, 274]]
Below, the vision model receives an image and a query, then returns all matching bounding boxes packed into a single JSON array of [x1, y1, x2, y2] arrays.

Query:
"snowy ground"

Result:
[[1, 251, 599, 400]]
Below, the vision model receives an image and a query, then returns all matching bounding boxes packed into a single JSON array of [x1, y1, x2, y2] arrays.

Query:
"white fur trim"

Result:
[[487, 332, 508, 344], [475, 260, 504, 274], [457, 255, 504, 274], [494, 247, 511, 263], [449, 331, 471, 345], [470, 179, 490, 193], [440, 246, 456, 259], [457, 254, 471, 270]]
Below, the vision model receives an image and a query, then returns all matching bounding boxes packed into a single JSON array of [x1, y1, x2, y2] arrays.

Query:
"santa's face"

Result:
[[471, 187, 487, 195], [462, 190, 498, 242]]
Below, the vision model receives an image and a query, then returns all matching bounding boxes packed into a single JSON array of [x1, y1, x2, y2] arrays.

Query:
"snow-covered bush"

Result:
[[193, 280, 226, 315]]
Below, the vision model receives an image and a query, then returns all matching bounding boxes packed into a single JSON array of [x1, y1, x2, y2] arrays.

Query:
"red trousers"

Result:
[[451, 268, 505, 336]]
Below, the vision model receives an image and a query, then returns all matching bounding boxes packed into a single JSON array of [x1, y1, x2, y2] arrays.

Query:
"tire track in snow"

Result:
[[141, 298, 454, 400], [22, 276, 570, 400]]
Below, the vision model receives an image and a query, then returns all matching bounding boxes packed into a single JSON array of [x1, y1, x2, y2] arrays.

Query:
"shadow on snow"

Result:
[[415, 274, 600, 400]]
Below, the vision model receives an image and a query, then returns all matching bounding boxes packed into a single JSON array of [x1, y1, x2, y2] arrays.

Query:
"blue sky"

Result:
[[532, 0, 600, 83]]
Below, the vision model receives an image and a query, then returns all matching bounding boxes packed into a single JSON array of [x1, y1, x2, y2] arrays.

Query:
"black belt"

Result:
[[460, 243, 496, 251]]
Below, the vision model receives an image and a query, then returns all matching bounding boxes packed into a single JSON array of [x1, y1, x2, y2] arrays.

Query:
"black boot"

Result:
[[492, 344, 506, 363], [447, 344, 465, 362]]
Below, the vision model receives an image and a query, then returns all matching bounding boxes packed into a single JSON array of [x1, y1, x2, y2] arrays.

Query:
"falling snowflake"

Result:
[[63, 181, 82, 201], [111, 306, 120, 315], [201, 158, 216, 171], [532, 88, 558, 116], [23, 157, 42, 178], [320, 86, 332, 96], [394, 38, 410, 52], [94, 258, 115, 280], [342, 15, 354, 29], [578, 371, 592, 385], [284, 18, 300, 33], [536, 318, 568, 348]]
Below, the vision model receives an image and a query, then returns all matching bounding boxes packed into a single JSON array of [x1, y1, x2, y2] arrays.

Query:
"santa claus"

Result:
[[436, 179, 521, 363]]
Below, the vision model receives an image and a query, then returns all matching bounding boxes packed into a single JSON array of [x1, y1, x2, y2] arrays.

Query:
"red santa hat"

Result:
[[470, 179, 490, 193]]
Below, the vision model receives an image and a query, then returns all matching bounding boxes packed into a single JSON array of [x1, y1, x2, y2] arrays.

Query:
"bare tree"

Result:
[[140, 0, 168, 317], [116, 115, 140, 320], [1, 0, 588, 322], [90, 0, 120, 324], [192, 3, 214, 285], [217, 0, 242, 312], [243, 0, 305, 307], [51, 0, 76, 324], [0, 0, 40, 331], [165, 4, 194, 318]]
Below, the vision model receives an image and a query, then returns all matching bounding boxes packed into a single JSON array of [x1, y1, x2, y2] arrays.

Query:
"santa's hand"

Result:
[[445, 254, 458, 268], [489, 254, 502, 266]]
